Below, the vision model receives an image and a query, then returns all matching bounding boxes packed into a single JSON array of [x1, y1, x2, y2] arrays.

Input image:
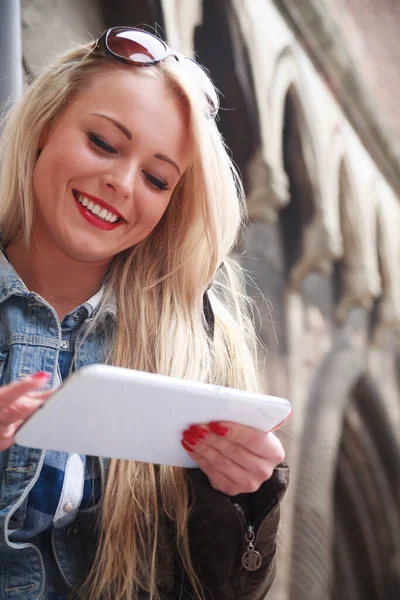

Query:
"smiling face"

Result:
[[32, 66, 192, 264]]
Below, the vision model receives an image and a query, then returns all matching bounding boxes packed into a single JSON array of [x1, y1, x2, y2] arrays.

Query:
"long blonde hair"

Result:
[[0, 42, 259, 599]]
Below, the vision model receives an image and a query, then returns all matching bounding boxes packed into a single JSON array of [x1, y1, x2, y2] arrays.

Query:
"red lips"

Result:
[[73, 189, 126, 221], [73, 189, 126, 231]]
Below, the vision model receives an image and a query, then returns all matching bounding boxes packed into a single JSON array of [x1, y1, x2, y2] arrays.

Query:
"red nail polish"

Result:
[[188, 425, 209, 440], [183, 431, 199, 446], [31, 372, 50, 381], [209, 422, 230, 436], [181, 439, 193, 453]]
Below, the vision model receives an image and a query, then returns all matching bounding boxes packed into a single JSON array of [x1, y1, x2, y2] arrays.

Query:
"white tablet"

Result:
[[15, 364, 291, 468]]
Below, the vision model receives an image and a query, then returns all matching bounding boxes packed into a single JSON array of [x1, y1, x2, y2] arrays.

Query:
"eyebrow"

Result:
[[91, 113, 132, 140], [91, 113, 181, 176], [154, 153, 181, 176]]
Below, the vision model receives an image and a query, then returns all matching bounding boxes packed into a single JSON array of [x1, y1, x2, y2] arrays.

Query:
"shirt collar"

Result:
[[79, 286, 104, 318]]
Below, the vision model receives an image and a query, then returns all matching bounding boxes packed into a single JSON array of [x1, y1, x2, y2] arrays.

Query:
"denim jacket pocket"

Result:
[[8, 496, 28, 532], [0, 350, 8, 384]]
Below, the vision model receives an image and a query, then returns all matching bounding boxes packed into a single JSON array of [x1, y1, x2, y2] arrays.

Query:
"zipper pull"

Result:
[[242, 524, 262, 571]]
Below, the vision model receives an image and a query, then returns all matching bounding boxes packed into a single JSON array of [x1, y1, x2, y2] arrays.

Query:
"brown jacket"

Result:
[[74, 462, 289, 599], [154, 462, 289, 599]]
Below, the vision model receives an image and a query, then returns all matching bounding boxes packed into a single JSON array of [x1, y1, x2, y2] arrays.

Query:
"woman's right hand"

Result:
[[0, 372, 51, 451]]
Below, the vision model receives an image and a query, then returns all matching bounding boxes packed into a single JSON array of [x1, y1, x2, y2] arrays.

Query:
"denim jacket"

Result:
[[0, 250, 115, 599]]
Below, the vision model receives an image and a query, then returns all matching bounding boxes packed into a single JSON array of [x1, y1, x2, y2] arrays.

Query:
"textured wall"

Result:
[[22, 0, 103, 78], [327, 0, 400, 150]]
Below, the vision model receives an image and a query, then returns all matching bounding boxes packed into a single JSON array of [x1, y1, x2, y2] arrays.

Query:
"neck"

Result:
[[6, 237, 111, 320]]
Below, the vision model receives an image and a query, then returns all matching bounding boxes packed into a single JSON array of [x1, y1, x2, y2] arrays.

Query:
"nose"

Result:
[[102, 160, 138, 199]]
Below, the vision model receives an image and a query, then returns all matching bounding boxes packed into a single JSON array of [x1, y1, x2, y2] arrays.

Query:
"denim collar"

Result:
[[0, 242, 116, 317], [0, 249, 29, 304]]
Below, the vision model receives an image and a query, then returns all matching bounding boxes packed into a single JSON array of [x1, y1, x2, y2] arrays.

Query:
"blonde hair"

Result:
[[0, 42, 259, 599]]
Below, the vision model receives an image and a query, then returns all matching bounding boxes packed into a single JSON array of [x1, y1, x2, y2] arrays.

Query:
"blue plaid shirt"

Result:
[[10, 302, 103, 598]]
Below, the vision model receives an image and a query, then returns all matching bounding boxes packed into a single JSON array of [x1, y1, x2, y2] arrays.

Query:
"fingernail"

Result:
[[209, 422, 230, 436], [181, 439, 193, 453], [188, 425, 209, 440], [183, 431, 199, 446], [31, 372, 50, 381]]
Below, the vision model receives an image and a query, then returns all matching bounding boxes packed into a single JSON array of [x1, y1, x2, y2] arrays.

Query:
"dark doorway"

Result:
[[194, 0, 260, 188], [100, 0, 165, 35], [279, 87, 315, 279]]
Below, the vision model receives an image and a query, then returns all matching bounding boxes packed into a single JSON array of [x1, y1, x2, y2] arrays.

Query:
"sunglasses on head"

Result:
[[94, 27, 219, 118]]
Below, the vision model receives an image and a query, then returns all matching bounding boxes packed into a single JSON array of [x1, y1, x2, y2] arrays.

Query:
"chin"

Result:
[[59, 234, 118, 264]]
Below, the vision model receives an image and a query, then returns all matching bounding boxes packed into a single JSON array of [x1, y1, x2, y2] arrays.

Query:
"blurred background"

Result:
[[1, 1, 399, 599]]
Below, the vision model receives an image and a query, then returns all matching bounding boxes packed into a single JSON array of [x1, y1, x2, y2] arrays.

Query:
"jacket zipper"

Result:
[[233, 503, 262, 572], [254, 497, 278, 530]]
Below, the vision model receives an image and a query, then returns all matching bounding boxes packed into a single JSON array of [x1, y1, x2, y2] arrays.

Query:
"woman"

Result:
[[0, 27, 289, 600]]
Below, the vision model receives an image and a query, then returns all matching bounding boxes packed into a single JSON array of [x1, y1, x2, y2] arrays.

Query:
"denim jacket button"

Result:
[[60, 340, 70, 349], [66, 522, 80, 540]]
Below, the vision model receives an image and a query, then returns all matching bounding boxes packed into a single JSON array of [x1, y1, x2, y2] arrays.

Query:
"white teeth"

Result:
[[75, 193, 120, 223]]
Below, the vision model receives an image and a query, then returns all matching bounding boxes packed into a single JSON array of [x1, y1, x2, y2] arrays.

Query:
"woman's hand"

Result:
[[0, 373, 51, 451], [181, 421, 287, 496]]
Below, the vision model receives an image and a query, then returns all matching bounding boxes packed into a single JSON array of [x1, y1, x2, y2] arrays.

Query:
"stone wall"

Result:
[[21, 0, 103, 80], [164, 2, 400, 598], [327, 0, 400, 149]]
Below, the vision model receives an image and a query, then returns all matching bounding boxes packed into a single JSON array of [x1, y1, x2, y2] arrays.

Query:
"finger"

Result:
[[0, 373, 50, 406], [199, 433, 278, 482], [203, 428, 286, 470], [0, 392, 51, 438], [182, 443, 248, 496], [0, 393, 47, 424], [0, 420, 23, 450], [183, 432, 274, 492], [185, 426, 274, 479], [209, 421, 270, 457], [206, 421, 284, 461], [26, 390, 53, 401]]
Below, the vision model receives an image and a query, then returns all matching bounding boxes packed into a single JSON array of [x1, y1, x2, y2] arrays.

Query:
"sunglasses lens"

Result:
[[107, 29, 166, 63], [102, 29, 219, 117], [182, 58, 219, 117]]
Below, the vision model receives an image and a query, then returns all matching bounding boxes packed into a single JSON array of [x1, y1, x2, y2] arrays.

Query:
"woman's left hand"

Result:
[[181, 421, 287, 496]]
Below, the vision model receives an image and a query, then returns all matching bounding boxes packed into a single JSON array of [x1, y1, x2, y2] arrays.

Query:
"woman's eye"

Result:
[[144, 171, 169, 191], [87, 132, 117, 154]]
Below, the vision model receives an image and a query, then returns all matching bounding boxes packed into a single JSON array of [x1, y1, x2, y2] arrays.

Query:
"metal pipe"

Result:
[[0, 0, 22, 108]]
